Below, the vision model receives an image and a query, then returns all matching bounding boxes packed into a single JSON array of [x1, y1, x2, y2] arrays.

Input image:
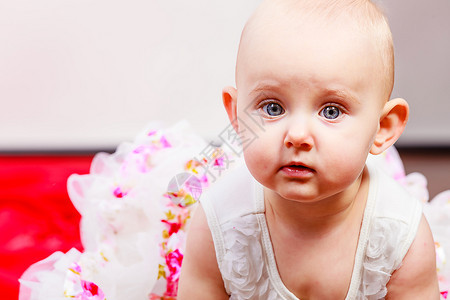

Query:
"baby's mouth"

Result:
[[280, 164, 315, 177], [284, 164, 314, 171]]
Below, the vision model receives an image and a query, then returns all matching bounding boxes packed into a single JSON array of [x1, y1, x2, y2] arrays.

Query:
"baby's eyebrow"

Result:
[[322, 88, 360, 104], [248, 81, 284, 95]]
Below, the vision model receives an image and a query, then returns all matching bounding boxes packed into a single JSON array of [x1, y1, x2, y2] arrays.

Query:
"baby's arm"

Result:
[[386, 215, 440, 299], [177, 204, 229, 300]]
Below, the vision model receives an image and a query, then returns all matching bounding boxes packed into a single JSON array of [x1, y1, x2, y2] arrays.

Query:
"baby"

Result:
[[178, 0, 439, 299]]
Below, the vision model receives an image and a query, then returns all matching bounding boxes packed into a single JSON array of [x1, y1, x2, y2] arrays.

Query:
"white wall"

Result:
[[387, 0, 450, 146], [0, 0, 449, 150]]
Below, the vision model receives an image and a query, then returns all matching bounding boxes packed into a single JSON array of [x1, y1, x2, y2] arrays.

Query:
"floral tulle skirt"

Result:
[[18, 121, 450, 300]]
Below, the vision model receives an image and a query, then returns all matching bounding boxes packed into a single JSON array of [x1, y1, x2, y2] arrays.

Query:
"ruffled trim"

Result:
[[359, 218, 408, 299], [19, 249, 83, 300], [220, 214, 278, 300]]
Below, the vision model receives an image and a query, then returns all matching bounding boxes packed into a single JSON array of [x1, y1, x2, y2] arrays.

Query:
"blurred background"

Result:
[[0, 0, 449, 299], [0, 0, 449, 149]]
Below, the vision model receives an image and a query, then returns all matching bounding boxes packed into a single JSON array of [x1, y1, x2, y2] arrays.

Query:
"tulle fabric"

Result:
[[19, 249, 82, 300], [19, 121, 233, 300]]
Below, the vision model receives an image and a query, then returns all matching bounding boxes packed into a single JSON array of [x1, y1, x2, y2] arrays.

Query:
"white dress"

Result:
[[201, 161, 423, 300]]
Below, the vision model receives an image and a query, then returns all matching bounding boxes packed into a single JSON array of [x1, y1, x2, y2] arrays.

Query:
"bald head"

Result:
[[236, 0, 395, 101]]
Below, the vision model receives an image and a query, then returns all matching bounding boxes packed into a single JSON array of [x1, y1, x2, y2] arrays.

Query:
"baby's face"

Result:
[[233, 18, 387, 202]]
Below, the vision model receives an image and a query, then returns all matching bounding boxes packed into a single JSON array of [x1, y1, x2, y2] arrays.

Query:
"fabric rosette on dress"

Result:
[[360, 219, 408, 298], [221, 215, 278, 300], [19, 121, 237, 300]]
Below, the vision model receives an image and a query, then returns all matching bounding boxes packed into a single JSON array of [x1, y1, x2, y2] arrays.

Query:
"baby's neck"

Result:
[[264, 166, 370, 238]]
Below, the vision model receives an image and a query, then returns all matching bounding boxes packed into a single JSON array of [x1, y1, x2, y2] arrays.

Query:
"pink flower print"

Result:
[[161, 220, 182, 237], [79, 280, 106, 300], [147, 130, 157, 136], [69, 262, 82, 274], [166, 249, 183, 281], [159, 136, 171, 148], [164, 249, 184, 297], [113, 186, 127, 198]]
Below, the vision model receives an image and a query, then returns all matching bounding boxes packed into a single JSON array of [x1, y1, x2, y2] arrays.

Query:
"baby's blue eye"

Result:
[[262, 102, 285, 116], [320, 106, 341, 120]]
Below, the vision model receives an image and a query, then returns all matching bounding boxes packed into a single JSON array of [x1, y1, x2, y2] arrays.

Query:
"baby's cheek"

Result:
[[324, 145, 367, 179]]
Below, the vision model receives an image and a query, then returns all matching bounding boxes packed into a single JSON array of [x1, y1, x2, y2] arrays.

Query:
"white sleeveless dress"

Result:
[[201, 161, 423, 300]]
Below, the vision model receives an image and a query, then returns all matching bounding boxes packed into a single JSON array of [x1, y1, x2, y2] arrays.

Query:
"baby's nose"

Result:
[[283, 121, 314, 150]]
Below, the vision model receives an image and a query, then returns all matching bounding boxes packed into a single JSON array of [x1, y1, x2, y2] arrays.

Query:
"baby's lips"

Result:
[[282, 161, 315, 171]]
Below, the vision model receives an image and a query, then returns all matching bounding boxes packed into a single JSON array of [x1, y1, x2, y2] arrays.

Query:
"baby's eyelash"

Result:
[[257, 99, 279, 107], [320, 102, 348, 113]]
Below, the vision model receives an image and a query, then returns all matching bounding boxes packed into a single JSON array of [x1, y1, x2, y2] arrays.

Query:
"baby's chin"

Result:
[[277, 190, 329, 204], [263, 184, 323, 204], [270, 179, 360, 203]]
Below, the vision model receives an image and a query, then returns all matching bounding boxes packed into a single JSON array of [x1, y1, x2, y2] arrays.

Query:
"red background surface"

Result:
[[0, 155, 93, 300]]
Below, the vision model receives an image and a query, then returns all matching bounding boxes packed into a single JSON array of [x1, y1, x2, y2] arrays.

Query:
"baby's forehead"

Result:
[[237, 0, 394, 101], [244, 0, 376, 43]]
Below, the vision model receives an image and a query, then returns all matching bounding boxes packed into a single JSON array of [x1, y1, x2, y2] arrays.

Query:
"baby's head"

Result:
[[223, 0, 409, 201], [237, 0, 395, 102]]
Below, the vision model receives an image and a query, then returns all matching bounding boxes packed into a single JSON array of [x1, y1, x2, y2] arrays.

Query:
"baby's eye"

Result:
[[262, 102, 285, 117], [320, 106, 341, 120]]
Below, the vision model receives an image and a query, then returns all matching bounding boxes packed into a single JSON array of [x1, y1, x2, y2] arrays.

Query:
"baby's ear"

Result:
[[370, 98, 409, 155], [222, 86, 239, 133]]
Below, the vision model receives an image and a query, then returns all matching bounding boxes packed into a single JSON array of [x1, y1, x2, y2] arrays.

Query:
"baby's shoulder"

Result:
[[385, 215, 440, 298]]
